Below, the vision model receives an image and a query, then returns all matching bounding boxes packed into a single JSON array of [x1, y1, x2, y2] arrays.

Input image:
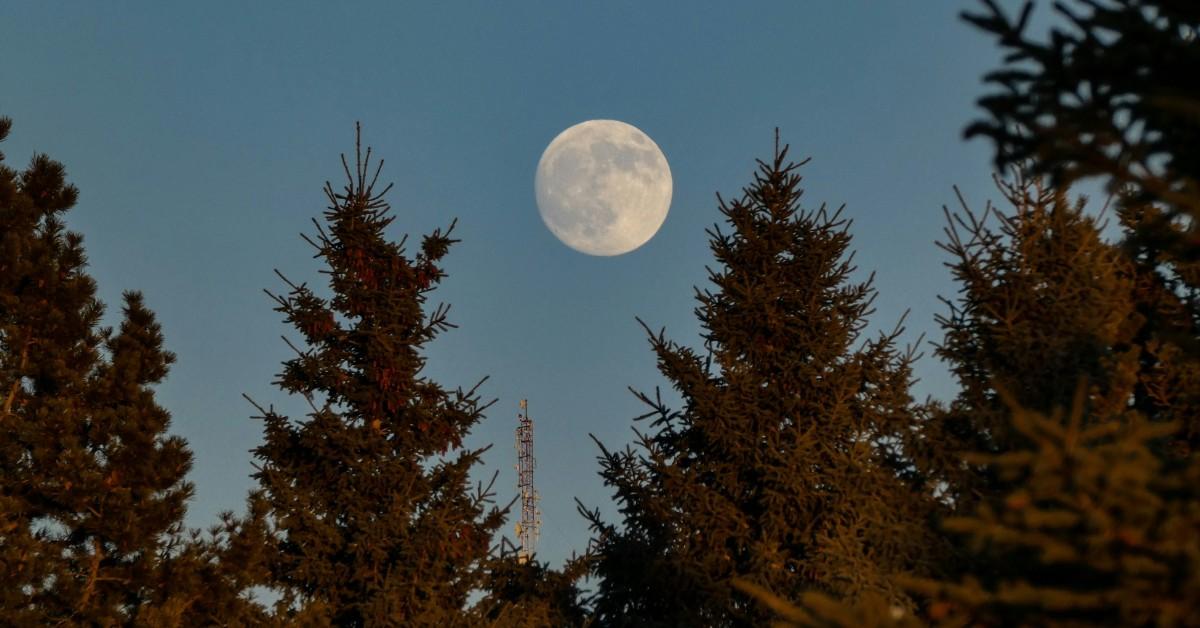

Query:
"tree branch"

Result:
[[77, 536, 104, 613], [2, 329, 32, 418]]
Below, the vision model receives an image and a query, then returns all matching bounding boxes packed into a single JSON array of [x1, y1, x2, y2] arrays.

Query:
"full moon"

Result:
[[535, 120, 672, 256]]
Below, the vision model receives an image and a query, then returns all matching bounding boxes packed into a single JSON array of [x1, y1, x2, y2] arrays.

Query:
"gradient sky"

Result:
[[2, 2, 1057, 569]]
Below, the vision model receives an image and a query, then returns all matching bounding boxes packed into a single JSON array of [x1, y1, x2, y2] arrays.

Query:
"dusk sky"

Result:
[[1, 2, 1066, 570]]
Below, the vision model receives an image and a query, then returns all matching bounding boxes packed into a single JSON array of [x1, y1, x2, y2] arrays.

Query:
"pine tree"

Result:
[[908, 176, 1142, 615], [732, 181, 1200, 628], [903, 7, 1200, 620], [248, 126, 506, 626], [0, 116, 197, 624], [908, 389, 1200, 626], [731, 578, 920, 628], [921, 177, 1142, 512], [1116, 199, 1200, 456], [963, 0, 1200, 260], [963, 0, 1200, 444], [922, 174, 1199, 508], [472, 551, 590, 627], [740, 397, 1200, 627], [0, 114, 91, 626], [898, 176, 1200, 625], [581, 138, 938, 627], [144, 496, 273, 626]]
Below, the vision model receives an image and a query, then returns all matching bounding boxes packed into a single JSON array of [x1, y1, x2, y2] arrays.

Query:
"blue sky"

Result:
[[3, 2, 1036, 569]]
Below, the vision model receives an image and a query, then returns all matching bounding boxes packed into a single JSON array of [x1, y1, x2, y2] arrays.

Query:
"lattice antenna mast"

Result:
[[514, 399, 541, 563]]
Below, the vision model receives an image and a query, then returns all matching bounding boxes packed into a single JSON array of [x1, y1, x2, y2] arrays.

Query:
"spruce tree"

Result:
[[1116, 199, 1200, 455], [920, 177, 1142, 512], [899, 177, 1200, 625], [731, 578, 921, 628], [145, 497, 273, 626], [0, 116, 197, 624], [249, 126, 505, 626], [964, 0, 1200, 421], [472, 551, 590, 627], [908, 177, 1141, 614], [733, 182, 1200, 628], [739, 401, 1200, 627], [963, 0, 1200, 258], [909, 390, 1200, 626], [581, 138, 937, 626]]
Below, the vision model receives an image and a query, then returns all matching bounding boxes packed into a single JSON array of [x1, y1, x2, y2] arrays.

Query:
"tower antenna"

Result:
[[514, 399, 541, 564]]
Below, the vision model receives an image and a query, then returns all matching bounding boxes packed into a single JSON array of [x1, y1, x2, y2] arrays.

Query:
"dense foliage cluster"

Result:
[[580, 142, 939, 627], [742, 2, 1200, 626], [2, 1, 1197, 625], [965, 0, 1200, 258], [0, 115, 198, 625], [245, 129, 563, 627], [0, 117, 264, 626]]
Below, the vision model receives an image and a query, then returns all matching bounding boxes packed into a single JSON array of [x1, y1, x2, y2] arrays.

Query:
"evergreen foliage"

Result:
[[0, 116, 200, 624], [581, 138, 938, 626], [1116, 198, 1200, 454], [964, 0, 1200, 258], [875, 4, 1200, 623], [247, 127, 505, 626], [909, 388, 1200, 626], [920, 177, 1141, 511], [963, 3, 1200, 446], [6, 4, 1200, 622], [739, 396, 1200, 628], [472, 551, 591, 627], [144, 497, 273, 626], [742, 178, 1200, 627], [908, 177, 1200, 624], [732, 578, 920, 628]]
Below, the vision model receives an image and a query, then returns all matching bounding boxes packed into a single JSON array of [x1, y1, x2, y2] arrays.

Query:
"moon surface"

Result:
[[535, 120, 672, 256]]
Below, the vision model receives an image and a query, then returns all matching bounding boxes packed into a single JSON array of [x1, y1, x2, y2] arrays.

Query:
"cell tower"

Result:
[[514, 399, 541, 563]]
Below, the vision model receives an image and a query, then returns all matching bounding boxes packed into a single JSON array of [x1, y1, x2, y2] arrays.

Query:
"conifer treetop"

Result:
[[249, 125, 505, 626], [1, 115, 199, 625], [583, 135, 937, 626]]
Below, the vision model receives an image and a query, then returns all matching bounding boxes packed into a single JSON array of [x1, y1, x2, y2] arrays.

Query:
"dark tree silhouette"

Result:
[[1116, 197, 1200, 454], [738, 177, 1200, 627], [581, 137, 939, 627], [964, 0, 1200, 260], [923, 178, 1142, 511], [910, 390, 1200, 626], [0, 116, 203, 625], [904, 178, 1188, 623], [248, 126, 506, 626], [472, 551, 591, 627], [894, 177, 1199, 626], [737, 399, 1200, 627], [142, 496, 273, 626], [964, 0, 1200, 446]]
